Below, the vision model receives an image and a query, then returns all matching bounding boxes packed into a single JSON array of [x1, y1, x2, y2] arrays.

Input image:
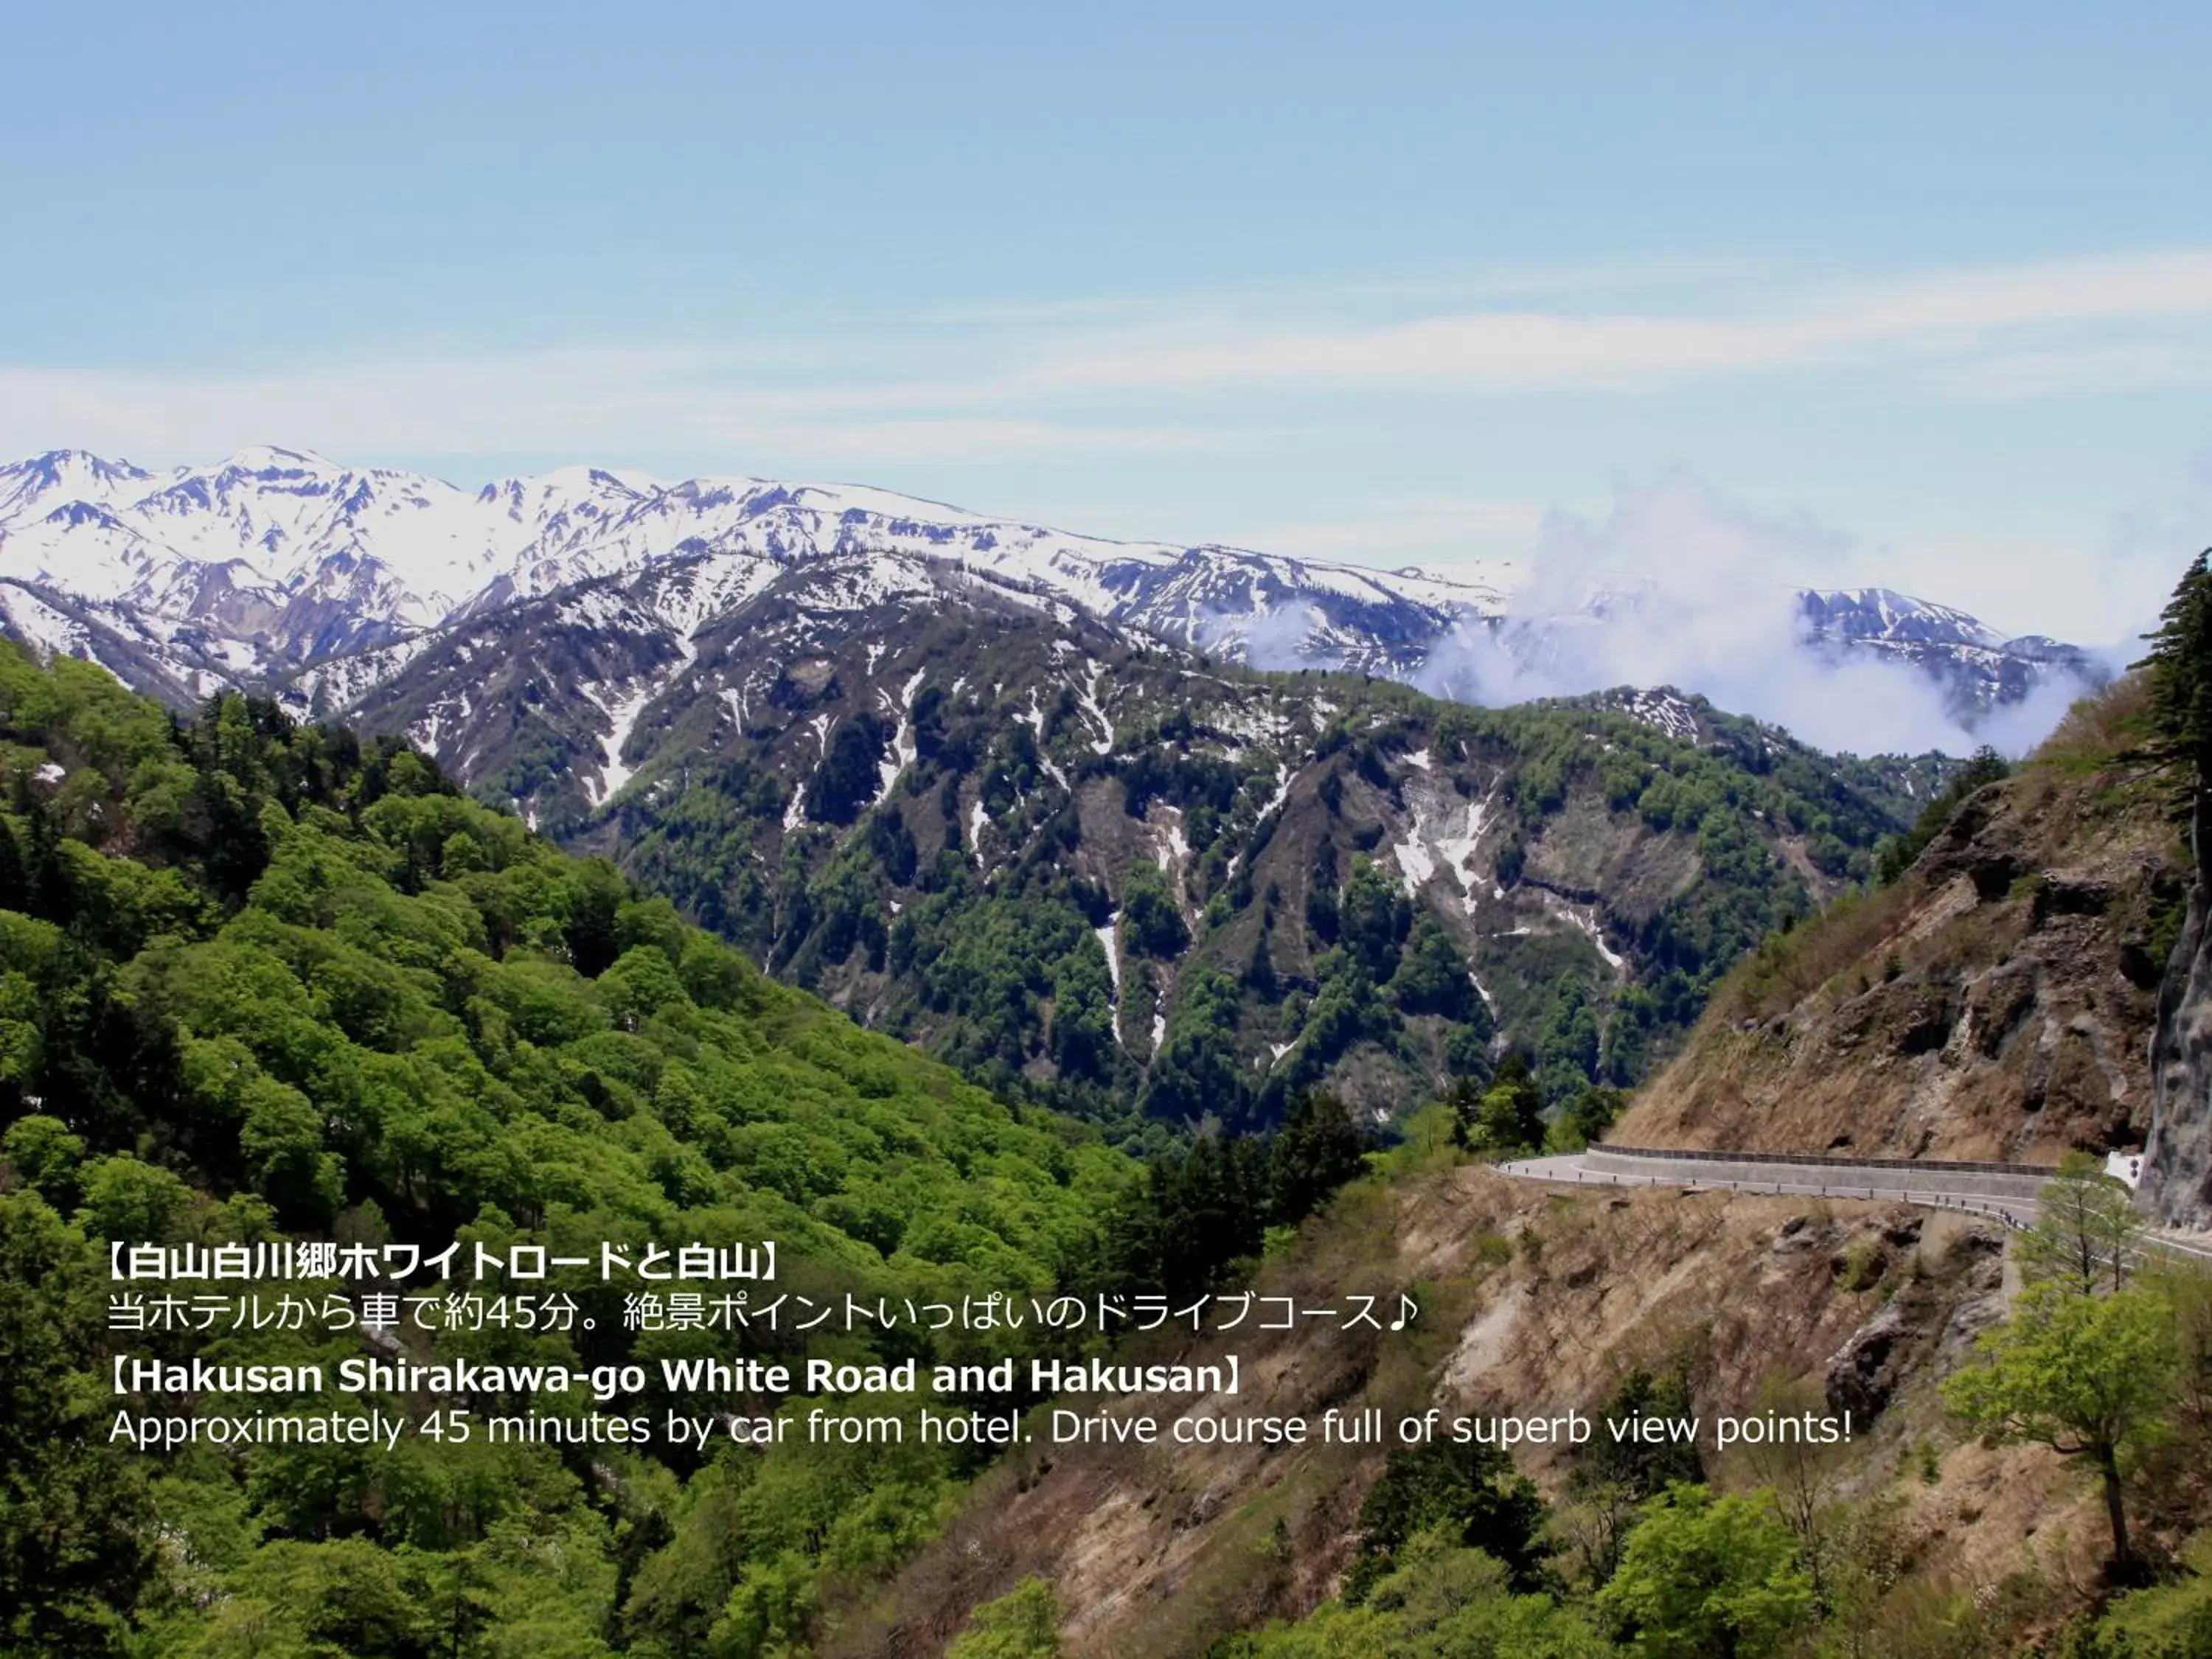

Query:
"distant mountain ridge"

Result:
[[0, 445, 1993, 1133], [0, 446, 2099, 727], [0, 445, 1508, 687], [291, 546, 1954, 1135]]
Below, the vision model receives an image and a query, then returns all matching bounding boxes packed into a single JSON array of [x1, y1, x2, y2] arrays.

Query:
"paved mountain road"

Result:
[[1498, 1148, 2212, 1266]]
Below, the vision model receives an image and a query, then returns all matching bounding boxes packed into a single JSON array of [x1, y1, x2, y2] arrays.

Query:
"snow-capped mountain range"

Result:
[[0, 445, 2097, 737]]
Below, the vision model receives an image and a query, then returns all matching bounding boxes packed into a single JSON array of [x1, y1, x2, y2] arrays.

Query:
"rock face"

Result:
[[833, 1172, 2023, 1659], [1823, 1223, 2005, 1420], [2143, 884, 2212, 1228], [1614, 683, 2188, 1163]]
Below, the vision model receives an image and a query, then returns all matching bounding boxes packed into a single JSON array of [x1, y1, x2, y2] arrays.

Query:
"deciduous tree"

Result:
[[2020, 1152, 2144, 1296], [947, 1576, 1062, 1659], [1595, 1484, 1812, 1658], [1943, 1281, 2179, 1574]]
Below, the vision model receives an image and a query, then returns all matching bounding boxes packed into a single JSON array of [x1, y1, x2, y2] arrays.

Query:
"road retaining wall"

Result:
[[1585, 1144, 2052, 1202]]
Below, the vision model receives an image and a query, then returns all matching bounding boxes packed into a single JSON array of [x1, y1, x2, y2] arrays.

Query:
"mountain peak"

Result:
[[215, 444, 341, 474], [1798, 587, 2002, 648], [1, 447, 150, 489], [0, 445, 2103, 746]]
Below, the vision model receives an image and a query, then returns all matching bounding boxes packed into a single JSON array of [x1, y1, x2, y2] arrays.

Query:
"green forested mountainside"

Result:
[[1, 642, 2204, 1659], [354, 580, 1955, 1140], [613, 647, 1949, 1135], [0, 644, 1150, 1656]]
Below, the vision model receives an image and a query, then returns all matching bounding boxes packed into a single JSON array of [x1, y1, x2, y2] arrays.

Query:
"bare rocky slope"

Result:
[[1612, 680, 2187, 1164], [832, 1152, 2082, 1658]]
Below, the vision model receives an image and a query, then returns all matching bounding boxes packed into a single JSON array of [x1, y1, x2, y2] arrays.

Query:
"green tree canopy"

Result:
[[0, 1192, 156, 1653], [1348, 1435, 1552, 1601], [946, 1576, 1063, 1659], [0, 646, 1138, 1654], [1453, 1054, 1545, 1155], [2135, 547, 2212, 872], [1594, 1484, 1812, 1659], [2020, 1152, 2145, 1297], [1218, 1534, 1610, 1659], [1943, 1281, 2180, 1573], [1119, 859, 1189, 959]]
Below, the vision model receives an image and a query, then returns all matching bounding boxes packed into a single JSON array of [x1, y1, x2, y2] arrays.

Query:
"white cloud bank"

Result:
[[1402, 479, 2126, 757]]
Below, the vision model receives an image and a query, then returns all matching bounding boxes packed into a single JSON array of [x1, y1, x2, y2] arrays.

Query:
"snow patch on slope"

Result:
[[1077, 660, 1115, 754], [1392, 800, 1438, 897], [1097, 917, 1124, 1047], [588, 630, 700, 808], [589, 684, 656, 807], [1430, 788, 1499, 915], [873, 666, 928, 807], [1554, 900, 1627, 972]]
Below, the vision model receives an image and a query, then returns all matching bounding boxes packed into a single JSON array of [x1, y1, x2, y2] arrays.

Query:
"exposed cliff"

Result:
[[1612, 681, 2187, 1163], [2144, 866, 2212, 1228]]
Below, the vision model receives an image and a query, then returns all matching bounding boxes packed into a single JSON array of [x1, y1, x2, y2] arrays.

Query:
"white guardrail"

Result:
[[1495, 1147, 2212, 1265]]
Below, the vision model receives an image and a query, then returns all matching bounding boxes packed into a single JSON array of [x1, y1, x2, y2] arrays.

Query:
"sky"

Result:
[[4, 0, 2210, 648]]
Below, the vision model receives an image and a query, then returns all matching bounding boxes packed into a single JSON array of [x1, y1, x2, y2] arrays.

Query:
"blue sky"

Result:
[[5, 0, 2209, 641]]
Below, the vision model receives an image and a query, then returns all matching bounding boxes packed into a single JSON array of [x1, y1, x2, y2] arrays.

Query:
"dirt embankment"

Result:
[[827, 1161, 2090, 1658], [1617, 686, 2185, 1163]]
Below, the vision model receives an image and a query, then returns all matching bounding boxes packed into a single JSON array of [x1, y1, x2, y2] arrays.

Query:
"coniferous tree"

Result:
[[1154, 1130, 1267, 1298], [1562, 1085, 1626, 1150], [1347, 1436, 1553, 1601], [1559, 1366, 1707, 1585], [1242, 925, 1278, 997], [1575, 1368, 1705, 1501], [0, 812, 19, 912], [808, 712, 894, 825], [16, 790, 70, 923], [1446, 1074, 1484, 1150], [2135, 547, 2212, 876], [1267, 1090, 1368, 1223]]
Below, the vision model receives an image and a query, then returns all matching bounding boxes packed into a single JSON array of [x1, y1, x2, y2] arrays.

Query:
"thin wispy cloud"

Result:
[[982, 250, 2212, 399], [1933, 338, 2212, 400], [5, 248, 2211, 492], [0, 357, 1230, 470], [4, 250, 2212, 668]]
